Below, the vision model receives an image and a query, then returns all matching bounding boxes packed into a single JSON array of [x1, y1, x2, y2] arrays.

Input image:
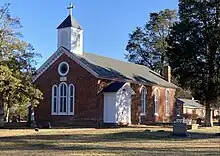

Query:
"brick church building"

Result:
[[34, 4, 178, 127]]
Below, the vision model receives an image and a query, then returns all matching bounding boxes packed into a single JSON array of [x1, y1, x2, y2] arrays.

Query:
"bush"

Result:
[[183, 113, 199, 120], [192, 114, 199, 120], [183, 113, 192, 119]]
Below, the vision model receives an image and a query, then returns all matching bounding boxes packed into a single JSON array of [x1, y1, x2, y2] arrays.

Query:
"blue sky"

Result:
[[1, 0, 178, 67]]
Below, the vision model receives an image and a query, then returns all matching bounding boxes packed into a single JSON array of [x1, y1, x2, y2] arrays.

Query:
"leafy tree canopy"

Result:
[[0, 3, 42, 124], [167, 0, 220, 126], [126, 9, 177, 74]]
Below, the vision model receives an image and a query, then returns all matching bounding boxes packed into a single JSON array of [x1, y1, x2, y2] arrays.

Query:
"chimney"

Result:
[[164, 65, 171, 82]]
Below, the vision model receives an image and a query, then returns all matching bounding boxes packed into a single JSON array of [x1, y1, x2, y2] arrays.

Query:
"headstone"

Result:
[[27, 104, 36, 128], [12, 115, 18, 122], [196, 118, 202, 125], [172, 117, 188, 137]]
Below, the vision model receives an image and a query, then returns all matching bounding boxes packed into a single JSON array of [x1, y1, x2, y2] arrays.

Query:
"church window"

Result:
[[51, 83, 75, 115], [165, 90, 170, 116], [154, 88, 160, 116], [140, 86, 147, 115], [58, 62, 69, 76], [51, 85, 58, 115], [68, 84, 75, 115], [59, 82, 68, 114]]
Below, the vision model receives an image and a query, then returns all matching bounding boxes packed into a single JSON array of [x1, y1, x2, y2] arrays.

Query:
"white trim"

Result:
[[122, 82, 135, 95], [140, 86, 147, 115], [33, 48, 178, 89], [165, 89, 170, 115], [58, 62, 69, 76], [58, 82, 68, 115], [68, 84, 75, 115], [51, 82, 76, 116], [33, 47, 99, 82], [51, 85, 58, 115], [154, 88, 160, 114], [139, 85, 147, 94]]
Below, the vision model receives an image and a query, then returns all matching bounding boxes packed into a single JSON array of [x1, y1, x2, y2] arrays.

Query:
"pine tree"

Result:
[[167, 0, 220, 127]]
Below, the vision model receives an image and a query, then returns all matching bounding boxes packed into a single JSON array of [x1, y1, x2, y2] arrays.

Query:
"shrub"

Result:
[[192, 114, 199, 120], [183, 113, 192, 119]]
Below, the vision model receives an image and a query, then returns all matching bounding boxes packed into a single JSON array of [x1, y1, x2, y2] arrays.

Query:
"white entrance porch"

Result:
[[103, 83, 135, 125]]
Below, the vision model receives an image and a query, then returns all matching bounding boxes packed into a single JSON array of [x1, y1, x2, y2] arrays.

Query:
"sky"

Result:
[[0, 0, 178, 67]]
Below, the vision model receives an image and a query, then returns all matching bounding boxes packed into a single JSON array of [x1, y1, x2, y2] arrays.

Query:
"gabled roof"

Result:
[[76, 52, 178, 88], [177, 98, 204, 108], [57, 15, 81, 29], [34, 47, 178, 89]]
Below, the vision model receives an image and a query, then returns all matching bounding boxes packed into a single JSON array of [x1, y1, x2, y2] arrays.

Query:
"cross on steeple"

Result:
[[67, 3, 74, 16]]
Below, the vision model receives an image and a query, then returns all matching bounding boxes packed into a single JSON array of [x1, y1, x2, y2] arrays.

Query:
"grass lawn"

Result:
[[0, 126, 219, 156]]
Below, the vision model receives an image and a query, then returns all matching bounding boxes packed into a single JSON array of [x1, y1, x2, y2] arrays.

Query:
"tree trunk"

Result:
[[5, 108, 10, 123], [0, 98, 4, 128], [204, 103, 213, 127]]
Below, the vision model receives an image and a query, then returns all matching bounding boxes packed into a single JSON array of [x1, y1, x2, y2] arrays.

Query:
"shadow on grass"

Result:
[[0, 129, 219, 142], [0, 138, 219, 155], [0, 129, 219, 154]]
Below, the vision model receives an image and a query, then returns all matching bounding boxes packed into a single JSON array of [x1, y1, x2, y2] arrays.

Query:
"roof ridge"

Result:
[[83, 52, 151, 70]]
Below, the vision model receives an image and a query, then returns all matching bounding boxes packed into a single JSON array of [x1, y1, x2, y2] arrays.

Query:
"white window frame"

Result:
[[68, 84, 75, 115], [140, 86, 147, 115], [154, 88, 160, 116], [58, 61, 69, 76], [165, 89, 170, 116], [51, 85, 58, 115], [58, 82, 68, 115]]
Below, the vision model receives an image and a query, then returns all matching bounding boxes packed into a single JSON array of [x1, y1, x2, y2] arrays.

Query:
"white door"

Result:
[[104, 93, 116, 123]]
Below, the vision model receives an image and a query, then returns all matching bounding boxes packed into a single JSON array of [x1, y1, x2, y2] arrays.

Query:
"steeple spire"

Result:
[[57, 3, 81, 29], [57, 3, 83, 55], [67, 3, 74, 16]]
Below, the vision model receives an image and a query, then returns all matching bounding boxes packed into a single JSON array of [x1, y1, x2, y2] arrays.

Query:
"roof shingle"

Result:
[[57, 15, 81, 29], [74, 52, 178, 88], [177, 98, 204, 108]]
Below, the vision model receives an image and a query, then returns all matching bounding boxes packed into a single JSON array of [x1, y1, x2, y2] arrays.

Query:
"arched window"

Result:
[[165, 90, 170, 115], [154, 88, 160, 115], [68, 84, 75, 115], [59, 82, 68, 114], [140, 86, 147, 115], [51, 85, 58, 115]]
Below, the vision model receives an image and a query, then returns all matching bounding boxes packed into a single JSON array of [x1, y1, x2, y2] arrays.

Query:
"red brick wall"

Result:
[[34, 53, 102, 126], [151, 86, 176, 123], [34, 53, 176, 126], [130, 85, 176, 124]]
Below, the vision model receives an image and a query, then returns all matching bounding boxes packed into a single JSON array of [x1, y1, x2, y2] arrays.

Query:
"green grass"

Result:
[[0, 126, 219, 156]]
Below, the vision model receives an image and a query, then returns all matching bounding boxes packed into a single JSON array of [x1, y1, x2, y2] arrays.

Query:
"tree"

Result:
[[0, 65, 20, 126], [126, 9, 177, 74], [166, 0, 220, 127], [175, 88, 192, 99], [0, 3, 42, 126]]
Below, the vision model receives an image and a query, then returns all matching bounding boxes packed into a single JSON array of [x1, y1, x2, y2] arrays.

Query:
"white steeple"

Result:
[[57, 3, 83, 55]]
